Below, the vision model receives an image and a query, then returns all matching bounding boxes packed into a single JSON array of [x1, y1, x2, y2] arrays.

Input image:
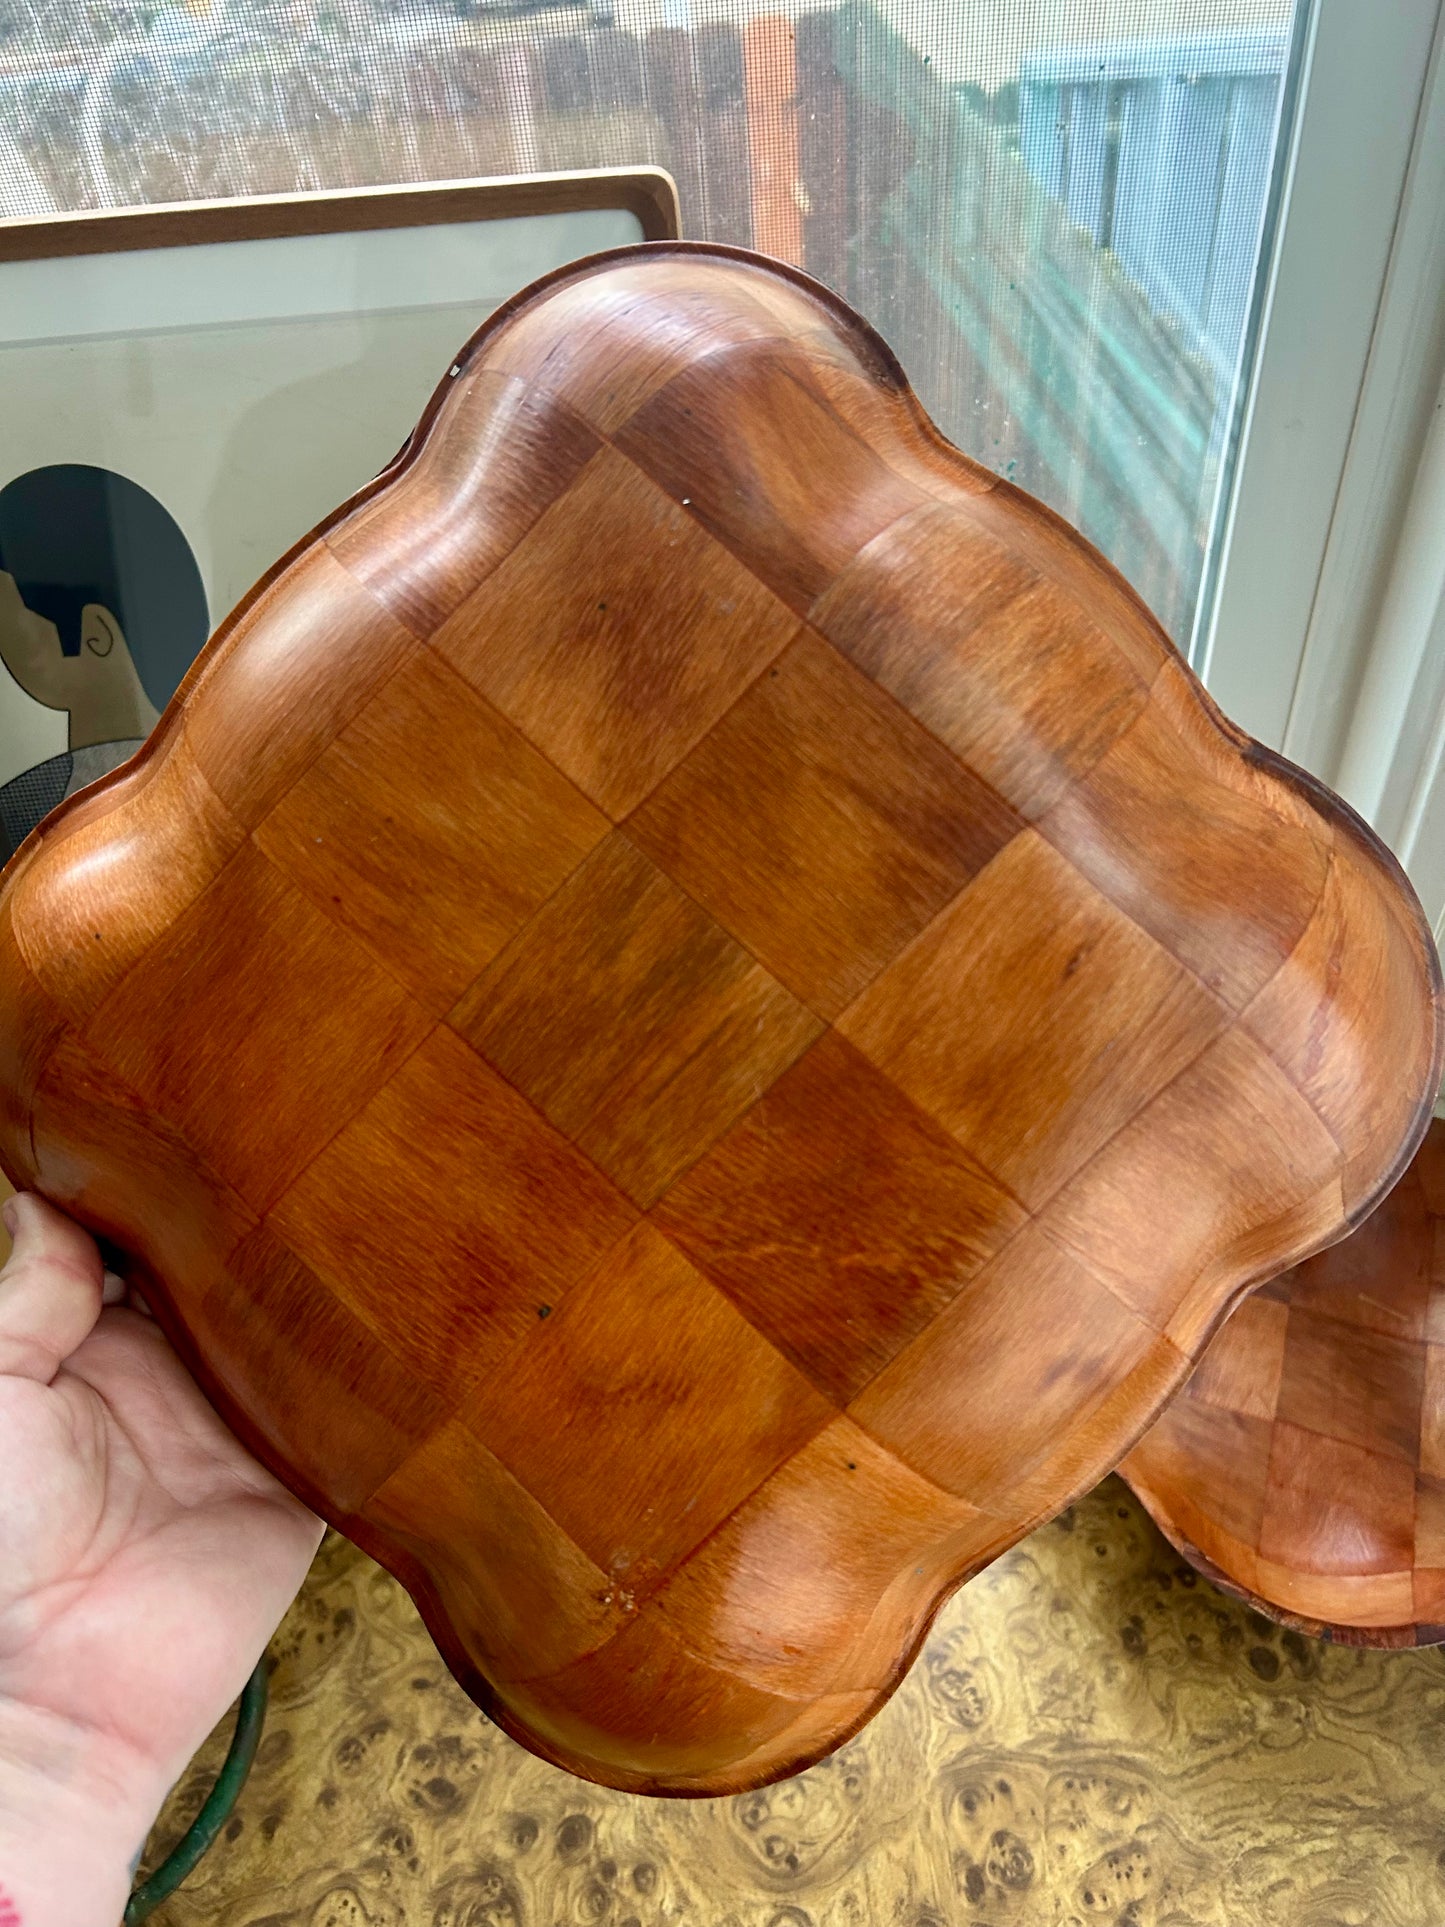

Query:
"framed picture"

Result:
[[0, 167, 679, 859]]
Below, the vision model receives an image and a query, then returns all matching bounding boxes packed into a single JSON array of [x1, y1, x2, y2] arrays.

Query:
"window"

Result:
[[3, 0, 1313, 648]]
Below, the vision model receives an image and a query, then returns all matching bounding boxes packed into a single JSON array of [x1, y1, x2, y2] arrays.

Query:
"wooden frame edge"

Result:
[[0, 165, 681, 263]]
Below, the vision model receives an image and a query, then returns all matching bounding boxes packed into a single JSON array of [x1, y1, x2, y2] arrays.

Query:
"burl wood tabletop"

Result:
[[0, 243, 1436, 1794], [1125, 1116, 1445, 1645]]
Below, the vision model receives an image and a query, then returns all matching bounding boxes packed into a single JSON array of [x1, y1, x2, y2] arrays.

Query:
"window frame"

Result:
[[1191, 0, 1444, 776]]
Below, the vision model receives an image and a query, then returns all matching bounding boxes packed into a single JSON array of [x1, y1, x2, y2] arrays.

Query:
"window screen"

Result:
[[2, 0, 1305, 645]]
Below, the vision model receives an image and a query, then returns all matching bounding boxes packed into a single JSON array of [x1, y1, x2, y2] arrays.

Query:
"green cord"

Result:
[[124, 1657, 269, 1925]]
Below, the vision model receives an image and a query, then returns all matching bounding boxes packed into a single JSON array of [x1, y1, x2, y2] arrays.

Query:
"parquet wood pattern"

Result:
[[1124, 1117, 1445, 1645], [0, 242, 1437, 1793]]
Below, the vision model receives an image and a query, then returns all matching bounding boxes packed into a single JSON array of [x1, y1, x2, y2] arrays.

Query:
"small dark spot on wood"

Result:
[[538, 1304, 552, 1318]]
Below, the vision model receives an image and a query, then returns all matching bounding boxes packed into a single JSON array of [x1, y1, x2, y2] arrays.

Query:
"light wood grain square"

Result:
[[431, 446, 800, 817], [501, 1608, 810, 1785], [453, 832, 822, 1206], [1259, 1422, 1417, 1577], [270, 1026, 637, 1398], [7, 731, 245, 1023], [1035, 1026, 1342, 1350], [326, 371, 601, 637], [483, 254, 817, 434], [613, 338, 936, 612], [184, 545, 420, 828], [840, 830, 1228, 1209], [462, 1222, 834, 1592], [1423, 1347, 1445, 1480], [653, 1416, 1004, 1697], [256, 649, 608, 1015], [199, 1224, 449, 1513], [1274, 1162, 1433, 1344], [368, 1412, 633, 1684], [1182, 1293, 1290, 1420], [1273, 1308, 1425, 1467], [1037, 656, 1331, 1011], [1126, 1396, 1275, 1572], [849, 1222, 1164, 1509], [811, 500, 1150, 819], [629, 629, 1021, 1019], [1242, 823, 1442, 1215], [88, 843, 432, 1216], [653, 1031, 1026, 1405]]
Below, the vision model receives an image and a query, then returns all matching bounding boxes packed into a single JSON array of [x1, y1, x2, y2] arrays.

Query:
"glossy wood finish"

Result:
[[1123, 1117, 1445, 1646], [0, 242, 1437, 1794]]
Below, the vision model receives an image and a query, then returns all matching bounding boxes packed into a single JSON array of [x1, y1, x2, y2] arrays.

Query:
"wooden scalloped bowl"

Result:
[[0, 243, 1438, 1793], [1123, 1116, 1445, 1646]]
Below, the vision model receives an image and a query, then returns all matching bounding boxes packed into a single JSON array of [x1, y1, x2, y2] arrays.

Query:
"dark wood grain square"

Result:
[[270, 1026, 637, 1399], [1259, 1422, 1417, 1577], [653, 1031, 1026, 1405], [431, 445, 800, 816], [453, 832, 822, 1206], [1414, 1474, 1445, 1567], [462, 1221, 833, 1591], [197, 1224, 450, 1512], [32, 1030, 257, 1307], [613, 340, 936, 611], [628, 630, 1021, 1019], [810, 500, 1150, 819], [1275, 1307, 1425, 1466], [88, 842, 432, 1215], [256, 648, 609, 1015], [840, 829, 1228, 1209]]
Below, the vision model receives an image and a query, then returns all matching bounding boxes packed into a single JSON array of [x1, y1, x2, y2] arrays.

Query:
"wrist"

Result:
[[0, 1697, 169, 1927]]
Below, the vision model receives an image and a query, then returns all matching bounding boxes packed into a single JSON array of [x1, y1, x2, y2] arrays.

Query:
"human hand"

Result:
[[0, 1193, 323, 1927]]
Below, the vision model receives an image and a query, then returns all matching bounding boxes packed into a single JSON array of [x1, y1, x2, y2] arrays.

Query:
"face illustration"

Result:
[[0, 569, 159, 747]]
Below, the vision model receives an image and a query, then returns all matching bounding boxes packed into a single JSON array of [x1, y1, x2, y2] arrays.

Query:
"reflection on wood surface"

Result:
[[141, 1477, 1445, 1926]]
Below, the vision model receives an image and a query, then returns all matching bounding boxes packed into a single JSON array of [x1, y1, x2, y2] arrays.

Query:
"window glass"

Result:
[[4, 0, 1304, 644]]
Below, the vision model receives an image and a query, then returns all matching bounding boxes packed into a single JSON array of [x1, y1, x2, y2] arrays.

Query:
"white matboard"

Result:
[[0, 177, 670, 793]]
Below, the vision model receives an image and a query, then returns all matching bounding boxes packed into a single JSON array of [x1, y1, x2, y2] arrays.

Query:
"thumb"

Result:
[[0, 1192, 105, 1382]]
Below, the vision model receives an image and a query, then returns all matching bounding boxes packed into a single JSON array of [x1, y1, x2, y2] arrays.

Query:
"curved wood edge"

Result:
[[1122, 1116, 1445, 1649], [1125, 1474, 1440, 1651]]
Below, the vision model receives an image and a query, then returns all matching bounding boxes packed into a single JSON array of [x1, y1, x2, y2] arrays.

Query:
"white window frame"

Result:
[[1193, 0, 1445, 909]]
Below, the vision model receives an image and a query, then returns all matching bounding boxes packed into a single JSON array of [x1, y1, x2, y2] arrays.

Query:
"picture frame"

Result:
[[0, 166, 680, 851]]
